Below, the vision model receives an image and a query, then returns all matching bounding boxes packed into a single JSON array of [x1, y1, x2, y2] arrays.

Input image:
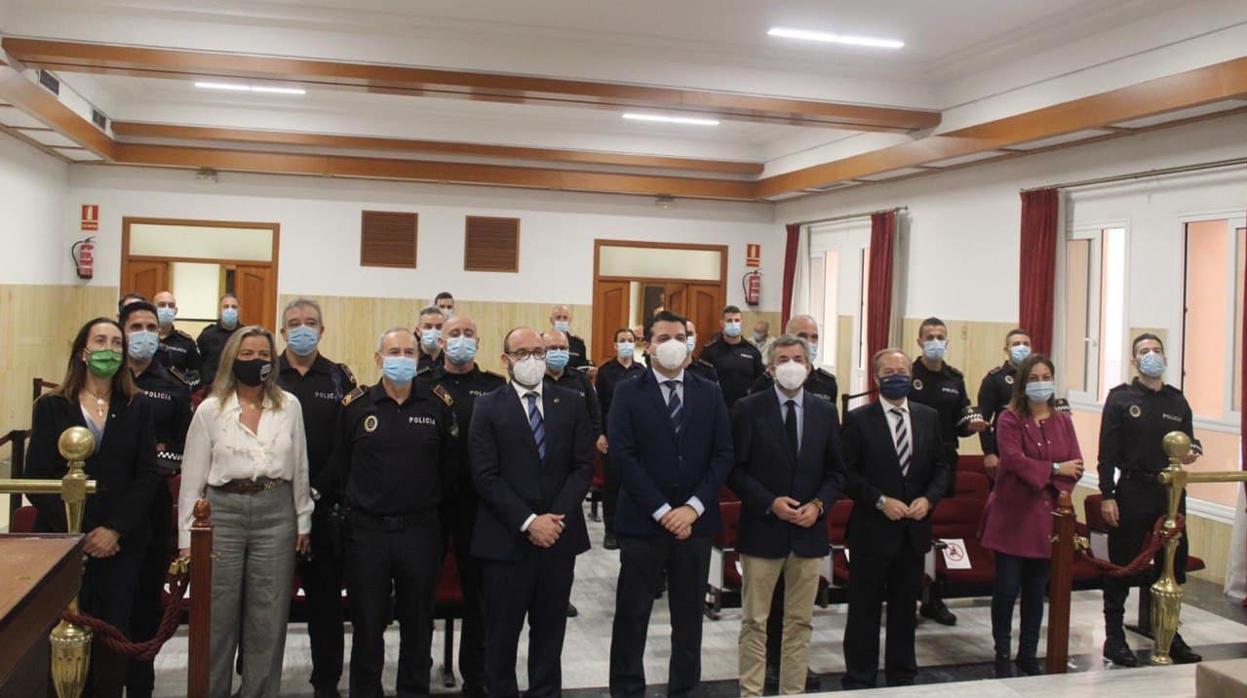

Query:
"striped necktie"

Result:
[[891, 407, 911, 476], [663, 380, 683, 433], [526, 392, 546, 460]]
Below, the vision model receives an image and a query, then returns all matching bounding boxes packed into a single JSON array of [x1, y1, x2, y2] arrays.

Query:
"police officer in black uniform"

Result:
[[434, 291, 456, 318], [550, 304, 592, 371], [119, 301, 193, 698], [197, 292, 241, 388], [700, 306, 761, 405], [684, 320, 720, 384], [423, 313, 505, 697], [332, 327, 456, 698], [595, 327, 647, 549], [908, 317, 987, 626], [1098, 333, 1202, 666], [976, 329, 1033, 478], [274, 298, 356, 698], [416, 305, 446, 375], [152, 291, 203, 388]]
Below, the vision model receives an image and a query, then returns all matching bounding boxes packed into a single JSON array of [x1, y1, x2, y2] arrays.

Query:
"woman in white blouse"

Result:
[[178, 325, 311, 698]]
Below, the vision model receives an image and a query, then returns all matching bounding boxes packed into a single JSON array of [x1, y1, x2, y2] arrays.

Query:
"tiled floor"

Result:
[[151, 513, 1247, 696]]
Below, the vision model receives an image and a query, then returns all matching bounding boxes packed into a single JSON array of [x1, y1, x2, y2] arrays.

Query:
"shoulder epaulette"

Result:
[[432, 384, 454, 408], [481, 368, 505, 380], [697, 358, 715, 368], [815, 367, 836, 380], [946, 365, 964, 377], [341, 386, 366, 407], [1108, 382, 1130, 394], [416, 365, 432, 377], [337, 363, 356, 386], [987, 365, 1003, 375], [168, 366, 191, 386], [173, 329, 193, 341]]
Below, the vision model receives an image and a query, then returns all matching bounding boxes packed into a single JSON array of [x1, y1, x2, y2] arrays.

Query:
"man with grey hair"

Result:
[[416, 306, 446, 375], [331, 326, 456, 698], [276, 297, 356, 698], [550, 304, 592, 371]]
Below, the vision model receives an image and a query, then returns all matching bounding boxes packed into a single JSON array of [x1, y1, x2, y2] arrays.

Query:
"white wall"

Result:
[[65, 166, 782, 309], [0, 134, 69, 284]]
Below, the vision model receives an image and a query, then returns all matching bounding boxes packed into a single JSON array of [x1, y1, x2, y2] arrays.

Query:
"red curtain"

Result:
[[1018, 188, 1060, 355], [780, 223, 801, 328], [866, 211, 896, 364]]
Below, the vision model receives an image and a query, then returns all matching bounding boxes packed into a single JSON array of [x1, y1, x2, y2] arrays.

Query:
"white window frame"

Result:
[[808, 220, 871, 402], [1059, 220, 1131, 410]]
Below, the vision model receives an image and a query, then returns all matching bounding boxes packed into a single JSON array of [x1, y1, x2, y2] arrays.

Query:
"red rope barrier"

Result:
[[1074, 514, 1185, 578], [62, 562, 192, 662]]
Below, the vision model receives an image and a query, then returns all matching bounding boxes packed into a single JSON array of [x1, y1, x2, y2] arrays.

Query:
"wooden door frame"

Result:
[[591, 239, 729, 362], [121, 216, 281, 328]]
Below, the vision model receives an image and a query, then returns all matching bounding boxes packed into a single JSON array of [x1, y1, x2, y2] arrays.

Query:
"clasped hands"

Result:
[[660, 505, 698, 540], [877, 496, 931, 522], [770, 497, 821, 528], [527, 513, 566, 548]]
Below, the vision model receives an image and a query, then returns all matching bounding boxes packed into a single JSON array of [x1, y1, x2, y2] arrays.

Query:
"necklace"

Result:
[[81, 388, 110, 418]]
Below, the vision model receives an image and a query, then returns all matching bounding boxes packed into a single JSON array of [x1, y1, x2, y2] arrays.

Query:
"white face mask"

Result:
[[654, 338, 689, 371], [775, 360, 809, 391], [510, 355, 546, 387]]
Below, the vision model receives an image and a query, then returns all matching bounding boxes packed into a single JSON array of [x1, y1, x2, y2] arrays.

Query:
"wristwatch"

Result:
[[875, 495, 886, 510], [1050, 462, 1060, 477], [810, 498, 825, 515]]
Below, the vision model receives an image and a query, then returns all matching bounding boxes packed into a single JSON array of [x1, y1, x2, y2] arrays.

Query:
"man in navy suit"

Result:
[[730, 335, 846, 695], [469, 326, 595, 698], [841, 348, 952, 689], [607, 310, 734, 698]]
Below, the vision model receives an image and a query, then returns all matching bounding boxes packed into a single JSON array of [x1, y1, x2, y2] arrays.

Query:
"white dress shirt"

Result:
[[178, 391, 312, 548], [650, 368, 705, 522], [882, 398, 913, 457], [512, 379, 546, 533], [775, 385, 805, 452]]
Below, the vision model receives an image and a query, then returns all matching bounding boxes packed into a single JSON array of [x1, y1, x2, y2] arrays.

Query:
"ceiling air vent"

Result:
[[38, 70, 60, 95], [91, 109, 108, 131]]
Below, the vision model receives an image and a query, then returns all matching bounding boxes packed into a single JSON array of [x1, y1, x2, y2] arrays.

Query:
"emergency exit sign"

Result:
[[745, 243, 761, 268]]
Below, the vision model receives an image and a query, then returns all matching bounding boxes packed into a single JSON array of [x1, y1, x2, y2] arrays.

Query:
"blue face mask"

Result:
[[1010, 344, 1032, 365], [686, 336, 697, 354], [1139, 351, 1166, 378], [420, 328, 442, 350], [220, 307, 239, 328], [724, 321, 742, 338], [878, 373, 911, 400], [286, 325, 320, 356], [1025, 380, 1055, 402], [546, 349, 570, 371], [808, 342, 819, 363], [445, 336, 477, 365], [127, 330, 159, 361], [382, 356, 418, 384], [156, 307, 176, 326], [616, 341, 635, 359], [553, 320, 570, 334], [922, 339, 946, 361]]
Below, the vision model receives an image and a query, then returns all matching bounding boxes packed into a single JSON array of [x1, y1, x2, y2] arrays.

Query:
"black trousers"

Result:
[[842, 541, 923, 689], [991, 553, 1050, 660], [82, 546, 145, 698], [603, 452, 620, 536], [346, 515, 442, 698], [1103, 479, 1188, 638], [446, 499, 487, 697], [480, 550, 576, 698], [609, 534, 712, 698], [298, 506, 347, 692], [126, 482, 173, 698]]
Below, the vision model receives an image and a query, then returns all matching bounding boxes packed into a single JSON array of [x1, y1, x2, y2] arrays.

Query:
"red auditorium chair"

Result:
[[707, 499, 742, 619], [1083, 493, 1205, 575], [930, 497, 996, 590], [958, 454, 988, 477], [816, 498, 854, 606], [435, 551, 465, 688], [954, 471, 990, 500], [587, 451, 606, 522], [10, 505, 37, 533]]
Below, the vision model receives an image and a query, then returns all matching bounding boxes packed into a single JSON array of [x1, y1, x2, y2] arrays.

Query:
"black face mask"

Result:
[[233, 358, 272, 387]]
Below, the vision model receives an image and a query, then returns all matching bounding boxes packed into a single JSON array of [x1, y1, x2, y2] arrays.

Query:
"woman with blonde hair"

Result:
[[179, 325, 311, 698]]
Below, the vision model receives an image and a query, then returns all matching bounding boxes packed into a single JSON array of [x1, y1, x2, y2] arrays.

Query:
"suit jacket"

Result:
[[841, 399, 951, 557], [469, 383, 595, 561], [728, 388, 846, 559], [608, 369, 734, 538]]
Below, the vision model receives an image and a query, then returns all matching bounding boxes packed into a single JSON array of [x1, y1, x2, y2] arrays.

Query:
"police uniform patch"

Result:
[[432, 384, 454, 408], [341, 386, 365, 407], [364, 415, 379, 432], [1005, 375, 1014, 385], [1128, 404, 1142, 418], [912, 379, 924, 391]]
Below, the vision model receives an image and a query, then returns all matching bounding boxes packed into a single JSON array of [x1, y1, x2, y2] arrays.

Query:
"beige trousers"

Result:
[[738, 552, 822, 695]]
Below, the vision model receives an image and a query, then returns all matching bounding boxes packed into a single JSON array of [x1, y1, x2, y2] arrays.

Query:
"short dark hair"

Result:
[[119, 301, 159, 326], [1005, 328, 1030, 345], [435, 291, 454, 303], [1008, 354, 1056, 417], [614, 327, 636, 343], [118, 292, 148, 313], [1131, 332, 1165, 356], [918, 317, 946, 335], [722, 305, 742, 316], [646, 310, 688, 341], [221, 292, 239, 303]]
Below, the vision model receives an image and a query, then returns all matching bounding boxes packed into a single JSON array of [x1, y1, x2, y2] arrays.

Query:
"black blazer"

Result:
[[841, 399, 951, 557], [608, 369, 734, 538], [27, 393, 160, 548], [728, 388, 846, 559], [469, 383, 595, 561]]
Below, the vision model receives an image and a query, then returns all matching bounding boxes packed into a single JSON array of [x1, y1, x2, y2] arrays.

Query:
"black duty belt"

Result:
[[1119, 470, 1163, 483], [348, 508, 435, 532]]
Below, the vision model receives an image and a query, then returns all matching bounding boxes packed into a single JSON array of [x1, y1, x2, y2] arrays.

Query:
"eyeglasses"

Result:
[[509, 349, 547, 361]]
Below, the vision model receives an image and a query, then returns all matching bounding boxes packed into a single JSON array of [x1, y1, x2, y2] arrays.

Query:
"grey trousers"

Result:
[[207, 483, 297, 698]]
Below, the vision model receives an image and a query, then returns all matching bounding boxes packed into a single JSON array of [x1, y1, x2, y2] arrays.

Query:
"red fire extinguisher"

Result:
[[71, 236, 95, 280], [743, 270, 762, 306]]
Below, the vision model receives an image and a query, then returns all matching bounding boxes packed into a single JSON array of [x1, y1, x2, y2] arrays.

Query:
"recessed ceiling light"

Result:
[[622, 112, 720, 126], [767, 26, 904, 49], [194, 81, 306, 95]]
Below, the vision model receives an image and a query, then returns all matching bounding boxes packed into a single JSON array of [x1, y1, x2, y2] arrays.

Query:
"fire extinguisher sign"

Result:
[[745, 243, 761, 268], [81, 204, 99, 231]]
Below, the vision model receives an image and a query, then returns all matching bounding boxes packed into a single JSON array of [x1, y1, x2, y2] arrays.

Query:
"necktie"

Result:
[[785, 400, 799, 456], [891, 407, 911, 476], [526, 392, 546, 460], [663, 380, 683, 433]]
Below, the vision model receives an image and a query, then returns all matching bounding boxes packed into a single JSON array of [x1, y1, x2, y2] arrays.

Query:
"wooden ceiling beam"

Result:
[[3, 38, 940, 132]]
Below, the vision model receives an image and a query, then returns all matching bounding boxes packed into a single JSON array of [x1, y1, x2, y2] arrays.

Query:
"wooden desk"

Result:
[[0, 534, 84, 698]]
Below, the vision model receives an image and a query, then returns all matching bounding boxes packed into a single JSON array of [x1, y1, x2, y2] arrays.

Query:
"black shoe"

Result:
[[604, 532, 619, 550], [920, 599, 957, 626], [763, 664, 779, 690], [1014, 656, 1042, 676], [313, 689, 343, 698], [1170, 634, 1202, 664], [804, 668, 821, 691], [993, 655, 1013, 679], [1103, 638, 1140, 667], [566, 602, 579, 618]]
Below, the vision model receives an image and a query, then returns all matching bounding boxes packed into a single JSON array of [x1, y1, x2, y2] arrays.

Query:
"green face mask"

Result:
[[86, 349, 124, 379]]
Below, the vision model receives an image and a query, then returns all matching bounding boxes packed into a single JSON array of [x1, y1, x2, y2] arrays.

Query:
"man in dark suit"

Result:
[[608, 311, 735, 698], [841, 347, 952, 689], [470, 326, 595, 698], [730, 335, 846, 696]]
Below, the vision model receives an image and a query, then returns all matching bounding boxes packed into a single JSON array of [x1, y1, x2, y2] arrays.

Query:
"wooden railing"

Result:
[[1045, 492, 1076, 674]]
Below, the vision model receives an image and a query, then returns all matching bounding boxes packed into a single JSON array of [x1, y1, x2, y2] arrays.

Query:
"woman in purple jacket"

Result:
[[979, 354, 1084, 677]]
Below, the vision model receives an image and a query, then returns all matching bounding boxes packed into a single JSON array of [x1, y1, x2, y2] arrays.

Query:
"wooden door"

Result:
[[687, 282, 724, 356], [592, 280, 630, 365], [123, 260, 168, 301], [234, 265, 276, 330], [664, 283, 689, 316]]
